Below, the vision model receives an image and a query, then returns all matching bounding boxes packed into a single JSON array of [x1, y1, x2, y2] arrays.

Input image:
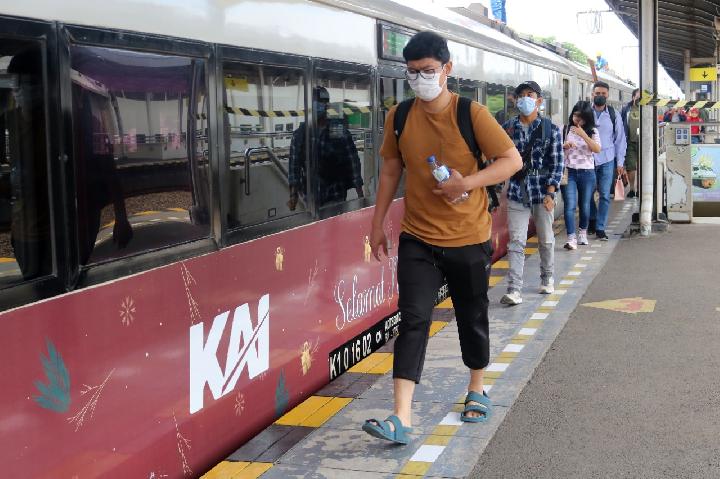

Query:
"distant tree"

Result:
[[532, 35, 590, 64]]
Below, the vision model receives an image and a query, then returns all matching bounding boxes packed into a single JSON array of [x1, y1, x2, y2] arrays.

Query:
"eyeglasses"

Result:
[[405, 65, 445, 81]]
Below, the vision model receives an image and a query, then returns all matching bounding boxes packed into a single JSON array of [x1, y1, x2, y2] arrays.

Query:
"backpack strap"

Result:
[[393, 98, 414, 145], [607, 105, 617, 144], [456, 96, 501, 213]]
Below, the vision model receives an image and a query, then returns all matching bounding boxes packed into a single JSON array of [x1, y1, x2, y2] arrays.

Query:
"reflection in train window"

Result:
[[487, 83, 507, 124], [70, 45, 210, 266], [379, 76, 412, 198], [315, 70, 374, 208], [457, 82, 477, 101], [0, 40, 52, 288], [222, 63, 305, 228]]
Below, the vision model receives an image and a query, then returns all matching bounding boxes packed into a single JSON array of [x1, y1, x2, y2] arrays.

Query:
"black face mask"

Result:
[[593, 95, 607, 106]]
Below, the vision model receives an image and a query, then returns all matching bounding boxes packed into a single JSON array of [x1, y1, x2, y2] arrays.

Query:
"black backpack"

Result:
[[392, 96, 501, 212]]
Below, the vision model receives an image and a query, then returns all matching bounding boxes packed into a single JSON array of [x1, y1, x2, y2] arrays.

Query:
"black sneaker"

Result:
[[588, 219, 596, 235], [627, 190, 636, 198], [596, 230, 609, 241]]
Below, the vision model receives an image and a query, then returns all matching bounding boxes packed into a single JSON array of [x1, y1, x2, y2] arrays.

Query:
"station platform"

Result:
[[201, 198, 720, 478]]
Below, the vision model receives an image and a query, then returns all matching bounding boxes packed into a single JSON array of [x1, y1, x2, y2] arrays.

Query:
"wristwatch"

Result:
[[545, 191, 556, 200]]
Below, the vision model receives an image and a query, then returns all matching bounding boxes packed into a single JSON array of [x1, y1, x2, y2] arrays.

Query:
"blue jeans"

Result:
[[561, 168, 597, 235], [589, 161, 615, 232]]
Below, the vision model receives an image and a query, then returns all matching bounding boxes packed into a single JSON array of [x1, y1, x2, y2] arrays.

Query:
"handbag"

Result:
[[614, 178, 625, 201]]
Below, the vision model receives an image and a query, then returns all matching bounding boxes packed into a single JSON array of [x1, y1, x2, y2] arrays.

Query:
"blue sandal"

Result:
[[362, 415, 412, 445], [461, 391, 492, 423]]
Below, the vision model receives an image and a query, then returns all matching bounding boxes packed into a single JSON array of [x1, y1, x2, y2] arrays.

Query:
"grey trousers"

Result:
[[506, 200, 555, 292]]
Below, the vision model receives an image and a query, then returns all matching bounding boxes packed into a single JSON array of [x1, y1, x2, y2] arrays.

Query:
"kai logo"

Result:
[[189, 294, 270, 414]]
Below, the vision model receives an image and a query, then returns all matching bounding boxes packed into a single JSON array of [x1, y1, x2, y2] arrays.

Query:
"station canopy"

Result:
[[606, 0, 720, 85]]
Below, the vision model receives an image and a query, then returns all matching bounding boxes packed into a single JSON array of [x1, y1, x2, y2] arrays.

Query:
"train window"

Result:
[[315, 70, 373, 209], [379, 76, 412, 199], [487, 83, 507, 124], [457, 83, 477, 101], [70, 45, 210, 266], [0, 40, 53, 288], [222, 63, 306, 229]]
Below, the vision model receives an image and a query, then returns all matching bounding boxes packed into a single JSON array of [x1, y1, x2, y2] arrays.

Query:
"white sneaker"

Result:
[[539, 279, 554, 294], [578, 229, 589, 245], [564, 234, 577, 250], [501, 290, 523, 305]]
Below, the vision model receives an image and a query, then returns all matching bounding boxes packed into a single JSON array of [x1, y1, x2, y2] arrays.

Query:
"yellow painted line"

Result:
[[399, 461, 432, 476], [523, 319, 544, 328], [0, 258, 15, 263], [493, 356, 513, 364], [536, 307, 555, 313], [301, 397, 352, 427], [135, 210, 160, 216], [526, 236, 538, 244], [348, 352, 391, 373], [167, 207, 187, 212], [489, 276, 503, 286], [497, 351, 518, 360], [436, 297, 454, 308], [368, 354, 394, 374], [525, 248, 538, 255], [494, 260, 510, 269], [275, 396, 332, 426], [510, 336, 530, 344], [483, 371, 503, 379], [240, 463, 273, 478], [428, 321, 448, 337], [201, 461, 249, 478], [432, 425, 460, 435], [425, 434, 453, 446]]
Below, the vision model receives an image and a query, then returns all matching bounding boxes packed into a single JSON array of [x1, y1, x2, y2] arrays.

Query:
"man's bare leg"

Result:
[[393, 377, 416, 428], [465, 368, 485, 418]]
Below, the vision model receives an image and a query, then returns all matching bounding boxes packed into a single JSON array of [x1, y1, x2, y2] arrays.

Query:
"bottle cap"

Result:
[[426, 155, 436, 163]]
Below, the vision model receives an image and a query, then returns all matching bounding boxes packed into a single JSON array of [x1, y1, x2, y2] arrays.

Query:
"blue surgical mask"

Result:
[[517, 97, 537, 116]]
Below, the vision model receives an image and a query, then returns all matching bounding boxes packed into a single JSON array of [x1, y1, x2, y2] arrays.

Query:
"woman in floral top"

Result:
[[561, 101, 601, 249]]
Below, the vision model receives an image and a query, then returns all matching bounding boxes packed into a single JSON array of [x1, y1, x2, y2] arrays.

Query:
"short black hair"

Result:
[[403, 31, 450, 64], [593, 81, 610, 91], [632, 88, 640, 96]]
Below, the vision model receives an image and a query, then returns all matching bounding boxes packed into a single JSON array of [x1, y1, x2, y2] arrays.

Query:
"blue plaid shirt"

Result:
[[502, 116, 564, 206]]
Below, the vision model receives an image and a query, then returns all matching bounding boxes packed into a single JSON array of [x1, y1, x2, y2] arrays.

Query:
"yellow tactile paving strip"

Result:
[[275, 395, 352, 427], [201, 461, 272, 479]]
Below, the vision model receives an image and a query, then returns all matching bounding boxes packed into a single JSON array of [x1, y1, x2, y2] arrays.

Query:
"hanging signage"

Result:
[[378, 24, 415, 63], [690, 67, 717, 82]]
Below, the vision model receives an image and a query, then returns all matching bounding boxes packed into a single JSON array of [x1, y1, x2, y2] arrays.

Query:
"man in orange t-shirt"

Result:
[[361, 31, 521, 444]]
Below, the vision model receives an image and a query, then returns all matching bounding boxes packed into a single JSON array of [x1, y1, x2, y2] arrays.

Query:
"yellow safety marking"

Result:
[[425, 435, 453, 446], [695, 101, 708, 109], [348, 352, 392, 373], [489, 276, 503, 286], [368, 354, 394, 374], [399, 461, 432, 476], [240, 463, 273, 478], [526, 237, 538, 244], [201, 461, 249, 478], [656, 99, 670, 107], [536, 306, 555, 313], [135, 210, 160, 216], [548, 294, 563, 301], [275, 396, 332, 426], [674, 100, 687, 109], [497, 351, 518, 360], [167, 207, 187, 212], [102, 221, 115, 229], [432, 425, 460, 436], [483, 371, 504, 379], [493, 356, 513, 364], [581, 297, 656, 314], [266, 110, 277, 118], [301, 397, 352, 427], [451, 403, 465, 413], [525, 248, 538, 255], [523, 319, 544, 328], [510, 336, 530, 344], [494, 260, 510, 269], [0, 258, 15, 263], [562, 277, 576, 282], [436, 297, 454, 308], [428, 321, 448, 337]]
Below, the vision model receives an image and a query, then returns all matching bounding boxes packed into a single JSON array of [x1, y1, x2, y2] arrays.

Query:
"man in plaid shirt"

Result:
[[500, 81, 564, 305], [288, 86, 363, 210]]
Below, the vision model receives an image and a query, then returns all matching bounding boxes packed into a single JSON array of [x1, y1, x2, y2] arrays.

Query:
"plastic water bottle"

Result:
[[427, 155, 468, 204]]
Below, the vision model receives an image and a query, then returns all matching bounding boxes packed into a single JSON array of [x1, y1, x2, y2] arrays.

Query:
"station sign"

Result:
[[690, 67, 717, 82]]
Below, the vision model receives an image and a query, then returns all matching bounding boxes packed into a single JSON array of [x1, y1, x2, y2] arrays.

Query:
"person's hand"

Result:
[[563, 141, 575, 150], [569, 126, 586, 138], [543, 194, 555, 212], [370, 224, 388, 261], [616, 166, 625, 177], [432, 168, 468, 203]]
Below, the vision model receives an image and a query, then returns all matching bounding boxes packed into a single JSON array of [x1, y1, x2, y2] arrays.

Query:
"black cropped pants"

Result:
[[393, 233, 492, 383]]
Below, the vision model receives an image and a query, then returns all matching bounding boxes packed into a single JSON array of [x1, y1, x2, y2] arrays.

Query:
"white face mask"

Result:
[[408, 67, 446, 101]]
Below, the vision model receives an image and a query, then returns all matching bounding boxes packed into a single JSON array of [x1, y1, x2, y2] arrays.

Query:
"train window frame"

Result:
[[217, 45, 315, 247], [377, 63, 411, 200], [59, 25, 218, 289], [0, 17, 67, 312], [312, 59, 376, 221]]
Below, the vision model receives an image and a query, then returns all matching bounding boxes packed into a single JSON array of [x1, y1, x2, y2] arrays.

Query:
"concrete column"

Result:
[[639, 0, 657, 236], [684, 49, 691, 100]]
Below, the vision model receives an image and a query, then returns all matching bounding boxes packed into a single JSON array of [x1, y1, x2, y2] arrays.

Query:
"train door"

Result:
[[563, 78, 570, 122], [377, 63, 413, 198]]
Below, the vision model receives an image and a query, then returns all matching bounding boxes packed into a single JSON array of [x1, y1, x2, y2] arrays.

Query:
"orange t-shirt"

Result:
[[380, 94, 514, 247]]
